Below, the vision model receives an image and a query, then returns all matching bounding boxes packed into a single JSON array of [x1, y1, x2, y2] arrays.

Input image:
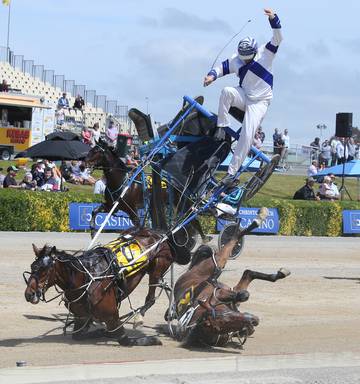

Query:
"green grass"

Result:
[[1, 160, 359, 201]]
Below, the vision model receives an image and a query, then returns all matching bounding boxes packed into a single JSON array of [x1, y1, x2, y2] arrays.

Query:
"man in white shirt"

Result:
[[94, 176, 106, 195], [328, 173, 340, 200], [307, 160, 318, 177], [281, 128, 290, 165], [204, 8, 282, 186]]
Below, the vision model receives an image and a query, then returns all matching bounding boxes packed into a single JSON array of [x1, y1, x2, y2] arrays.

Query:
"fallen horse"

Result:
[[24, 228, 191, 346], [167, 208, 291, 347]]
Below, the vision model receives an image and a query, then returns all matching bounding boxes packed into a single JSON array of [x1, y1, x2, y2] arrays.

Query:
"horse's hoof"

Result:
[[133, 313, 144, 329], [278, 267, 291, 278], [134, 336, 162, 346], [202, 235, 213, 244], [118, 335, 134, 346]]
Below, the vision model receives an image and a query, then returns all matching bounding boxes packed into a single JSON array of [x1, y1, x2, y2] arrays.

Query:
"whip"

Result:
[[209, 19, 252, 70]]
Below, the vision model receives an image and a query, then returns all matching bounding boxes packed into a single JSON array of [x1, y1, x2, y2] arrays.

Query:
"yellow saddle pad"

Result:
[[177, 286, 194, 316], [146, 175, 167, 189], [104, 238, 148, 277]]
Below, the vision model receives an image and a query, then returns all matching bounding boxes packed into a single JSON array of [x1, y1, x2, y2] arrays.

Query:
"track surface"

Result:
[[0, 232, 359, 371]]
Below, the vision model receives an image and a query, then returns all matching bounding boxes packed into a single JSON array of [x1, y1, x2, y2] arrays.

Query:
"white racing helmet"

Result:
[[238, 37, 258, 61]]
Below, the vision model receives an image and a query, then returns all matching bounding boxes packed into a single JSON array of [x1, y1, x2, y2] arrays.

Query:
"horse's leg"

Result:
[[134, 259, 169, 328], [233, 268, 291, 292], [71, 316, 92, 340]]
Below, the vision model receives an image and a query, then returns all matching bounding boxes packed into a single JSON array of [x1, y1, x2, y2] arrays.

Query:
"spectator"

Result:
[[275, 135, 285, 158], [319, 139, 331, 167], [91, 123, 101, 147], [310, 137, 320, 161], [293, 177, 320, 201], [257, 126, 265, 143], [94, 175, 106, 195], [336, 138, 347, 164], [58, 92, 69, 109], [79, 162, 96, 185], [253, 132, 262, 150], [347, 137, 356, 161], [20, 172, 37, 190], [31, 162, 45, 187], [318, 176, 334, 200], [81, 126, 92, 146], [39, 167, 60, 191], [307, 160, 318, 177], [3, 165, 21, 188], [330, 136, 339, 166], [73, 94, 85, 111], [328, 173, 340, 200], [125, 150, 139, 167], [105, 121, 118, 147], [280, 129, 290, 165], [60, 161, 72, 181], [68, 160, 83, 184], [0, 167, 5, 188], [272, 128, 281, 154], [0, 79, 9, 92]]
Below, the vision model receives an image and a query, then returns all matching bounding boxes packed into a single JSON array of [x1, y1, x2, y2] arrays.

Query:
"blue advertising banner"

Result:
[[343, 210, 360, 234], [217, 207, 279, 234], [69, 203, 141, 230]]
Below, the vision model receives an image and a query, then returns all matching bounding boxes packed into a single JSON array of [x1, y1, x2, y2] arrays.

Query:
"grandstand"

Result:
[[0, 46, 134, 134]]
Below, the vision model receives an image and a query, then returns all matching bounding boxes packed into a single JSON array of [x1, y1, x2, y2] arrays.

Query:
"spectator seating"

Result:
[[0, 61, 107, 129]]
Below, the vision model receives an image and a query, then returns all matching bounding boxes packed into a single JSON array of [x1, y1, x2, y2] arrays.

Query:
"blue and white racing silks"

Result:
[[208, 14, 283, 102]]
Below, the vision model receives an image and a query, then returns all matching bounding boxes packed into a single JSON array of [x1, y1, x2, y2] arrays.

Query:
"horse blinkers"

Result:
[[24, 246, 56, 304]]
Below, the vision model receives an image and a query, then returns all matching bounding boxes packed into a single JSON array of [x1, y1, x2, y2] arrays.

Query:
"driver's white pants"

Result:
[[217, 86, 269, 176]]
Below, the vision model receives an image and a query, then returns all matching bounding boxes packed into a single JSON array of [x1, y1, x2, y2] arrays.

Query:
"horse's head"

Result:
[[187, 291, 258, 347], [84, 138, 109, 168], [85, 138, 131, 173], [24, 244, 57, 304]]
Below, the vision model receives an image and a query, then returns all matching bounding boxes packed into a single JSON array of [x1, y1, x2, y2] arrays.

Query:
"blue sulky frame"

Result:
[[88, 95, 272, 250]]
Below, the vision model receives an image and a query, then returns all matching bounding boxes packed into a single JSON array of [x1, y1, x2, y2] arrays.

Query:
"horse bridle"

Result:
[[23, 254, 62, 303]]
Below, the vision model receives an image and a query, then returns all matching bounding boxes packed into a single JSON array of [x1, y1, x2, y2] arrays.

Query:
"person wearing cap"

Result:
[[3, 165, 21, 189], [203, 8, 282, 187], [293, 177, 320, 201]]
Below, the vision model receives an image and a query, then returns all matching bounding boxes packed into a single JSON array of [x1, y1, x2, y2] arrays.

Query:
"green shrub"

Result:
[[0, 189, 359, 236]]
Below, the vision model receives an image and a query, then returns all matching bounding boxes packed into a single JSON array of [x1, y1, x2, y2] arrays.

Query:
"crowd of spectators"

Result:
[[1, 159, 101, 191], [272, 128, 290, 167], [294, 173, 340, 201], [310, 136, 359, 168]]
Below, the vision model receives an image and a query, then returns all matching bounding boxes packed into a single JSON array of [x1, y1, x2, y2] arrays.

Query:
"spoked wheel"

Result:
[[218, 222, 245, 260], [242, 154, 280, 201]]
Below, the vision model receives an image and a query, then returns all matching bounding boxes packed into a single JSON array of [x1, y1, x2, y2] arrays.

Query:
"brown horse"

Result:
[[168, 209, 291, 347], [24, 227, 190, 345], [85, 140, 143, 236], [85, 140, 211, 244]]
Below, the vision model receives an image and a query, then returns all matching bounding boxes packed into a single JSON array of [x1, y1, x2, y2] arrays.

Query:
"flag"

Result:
[[2, 0, 11, 5]]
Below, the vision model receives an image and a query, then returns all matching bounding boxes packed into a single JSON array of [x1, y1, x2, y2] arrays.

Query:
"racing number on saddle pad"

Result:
[[104, 239, 148, 277]]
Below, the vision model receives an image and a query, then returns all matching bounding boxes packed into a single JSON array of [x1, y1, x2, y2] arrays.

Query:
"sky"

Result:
[[0, 0, 359, 144]]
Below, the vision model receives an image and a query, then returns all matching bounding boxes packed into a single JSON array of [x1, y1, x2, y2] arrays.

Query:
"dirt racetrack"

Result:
[[0, 232, 359, 369]]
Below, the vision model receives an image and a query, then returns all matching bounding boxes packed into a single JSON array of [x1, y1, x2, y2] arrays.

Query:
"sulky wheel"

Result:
[[242, 154, 280, 202], [218, 222, 245, 260]]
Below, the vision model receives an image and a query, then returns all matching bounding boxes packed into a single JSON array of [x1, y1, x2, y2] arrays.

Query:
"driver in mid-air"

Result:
[[204, 8, 283, 187]]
